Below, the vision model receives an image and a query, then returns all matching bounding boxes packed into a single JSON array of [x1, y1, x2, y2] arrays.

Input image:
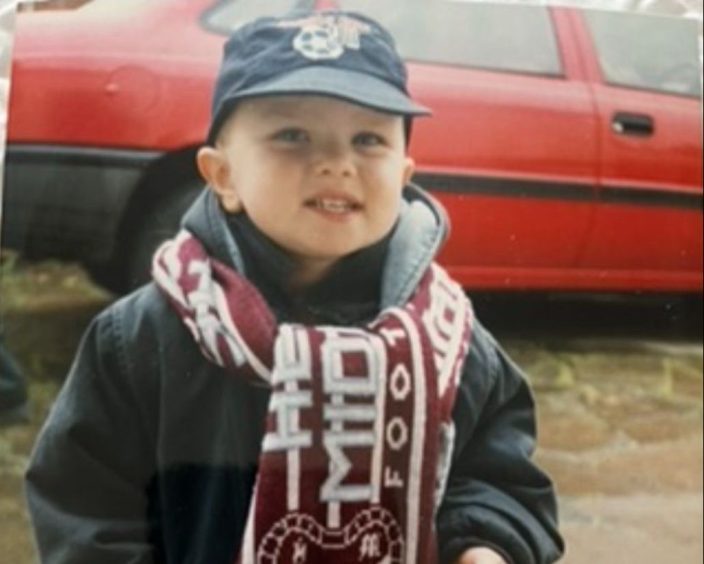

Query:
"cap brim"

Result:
[[208, 66, 431, 143], [236, 66, 430, 116], [207, 67, 431, 144]]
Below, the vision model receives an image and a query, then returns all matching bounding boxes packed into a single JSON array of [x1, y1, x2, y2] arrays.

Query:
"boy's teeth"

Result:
[[317, 199, 352, 213]]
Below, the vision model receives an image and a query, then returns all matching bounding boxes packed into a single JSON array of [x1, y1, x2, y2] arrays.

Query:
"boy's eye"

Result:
[[273, 128, 308, 143], [353, 132, 385, 147]]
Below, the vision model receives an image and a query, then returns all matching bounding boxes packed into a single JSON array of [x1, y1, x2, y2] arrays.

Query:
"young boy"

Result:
[[26, 11, 563, 564]]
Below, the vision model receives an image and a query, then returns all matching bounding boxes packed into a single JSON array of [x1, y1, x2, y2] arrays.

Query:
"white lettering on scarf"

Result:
[[187, 260, 248, 368], [320, 329, 382, 507], [263, 328, 313, 453], [263, 326, 403, 526], [422, 265, 468, 395]]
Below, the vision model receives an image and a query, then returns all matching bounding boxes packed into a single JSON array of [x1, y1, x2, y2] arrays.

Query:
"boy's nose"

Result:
[[312, 145, 355, 178]]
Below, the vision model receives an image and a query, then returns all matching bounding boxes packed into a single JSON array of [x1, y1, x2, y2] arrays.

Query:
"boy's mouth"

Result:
[[306, 197, 362, 214]]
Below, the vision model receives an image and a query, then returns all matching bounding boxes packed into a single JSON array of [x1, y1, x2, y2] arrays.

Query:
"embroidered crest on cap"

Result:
[[278, 14, 372, 61]]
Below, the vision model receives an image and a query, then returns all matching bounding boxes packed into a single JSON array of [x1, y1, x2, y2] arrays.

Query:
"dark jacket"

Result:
[[25, 188, 564, 564]]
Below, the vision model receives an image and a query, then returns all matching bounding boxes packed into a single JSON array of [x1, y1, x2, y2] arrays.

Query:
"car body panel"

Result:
[[8, 0, 218, 149]]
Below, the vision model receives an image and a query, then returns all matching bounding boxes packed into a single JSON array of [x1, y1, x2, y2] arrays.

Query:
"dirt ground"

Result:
[[1, 258, 702, 563]]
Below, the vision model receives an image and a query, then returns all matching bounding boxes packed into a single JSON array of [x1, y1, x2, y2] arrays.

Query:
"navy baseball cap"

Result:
[[207, 10, 431, 145]]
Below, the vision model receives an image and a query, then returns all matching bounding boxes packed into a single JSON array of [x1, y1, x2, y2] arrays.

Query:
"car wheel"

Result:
[[125, 183, 203, 291]]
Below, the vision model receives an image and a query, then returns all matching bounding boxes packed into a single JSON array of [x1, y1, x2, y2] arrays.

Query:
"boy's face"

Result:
[[197, 95, 415, 286]]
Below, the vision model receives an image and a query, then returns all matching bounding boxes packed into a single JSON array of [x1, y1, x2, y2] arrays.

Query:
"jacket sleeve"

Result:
[[25, 306, 158, 564], [436, 321, 564, 564]]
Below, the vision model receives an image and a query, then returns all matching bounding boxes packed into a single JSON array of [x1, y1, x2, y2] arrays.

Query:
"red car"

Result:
[[3, 0, 702, 293]]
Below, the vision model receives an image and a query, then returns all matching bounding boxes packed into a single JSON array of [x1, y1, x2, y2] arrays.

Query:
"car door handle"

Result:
[[611, 112, 654, 137]]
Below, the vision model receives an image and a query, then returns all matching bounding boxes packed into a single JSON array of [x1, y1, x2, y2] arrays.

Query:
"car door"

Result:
[[571, 8, 703, 291], [339, 0, 599, 290]]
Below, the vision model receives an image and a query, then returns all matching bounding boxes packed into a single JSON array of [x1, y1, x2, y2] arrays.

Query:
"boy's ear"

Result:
[[196, 146, 242, 213], [402, 156, 415, 187]]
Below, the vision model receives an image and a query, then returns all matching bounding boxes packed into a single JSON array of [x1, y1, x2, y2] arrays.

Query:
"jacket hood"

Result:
[[181, 184, 449, 309]]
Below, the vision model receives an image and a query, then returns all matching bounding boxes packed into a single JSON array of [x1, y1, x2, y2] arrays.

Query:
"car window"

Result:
[[584, 9, 701, 98], [337, 1, 562, 75], [202, 0, 316, 32], [204, 0, 562, 76]]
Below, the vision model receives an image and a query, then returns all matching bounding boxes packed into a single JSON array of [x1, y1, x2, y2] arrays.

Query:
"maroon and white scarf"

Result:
[[153, 229, 474, 564]]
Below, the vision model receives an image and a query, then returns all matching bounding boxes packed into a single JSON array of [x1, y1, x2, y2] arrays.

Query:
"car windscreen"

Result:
[[202, 0, 562, 76]]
